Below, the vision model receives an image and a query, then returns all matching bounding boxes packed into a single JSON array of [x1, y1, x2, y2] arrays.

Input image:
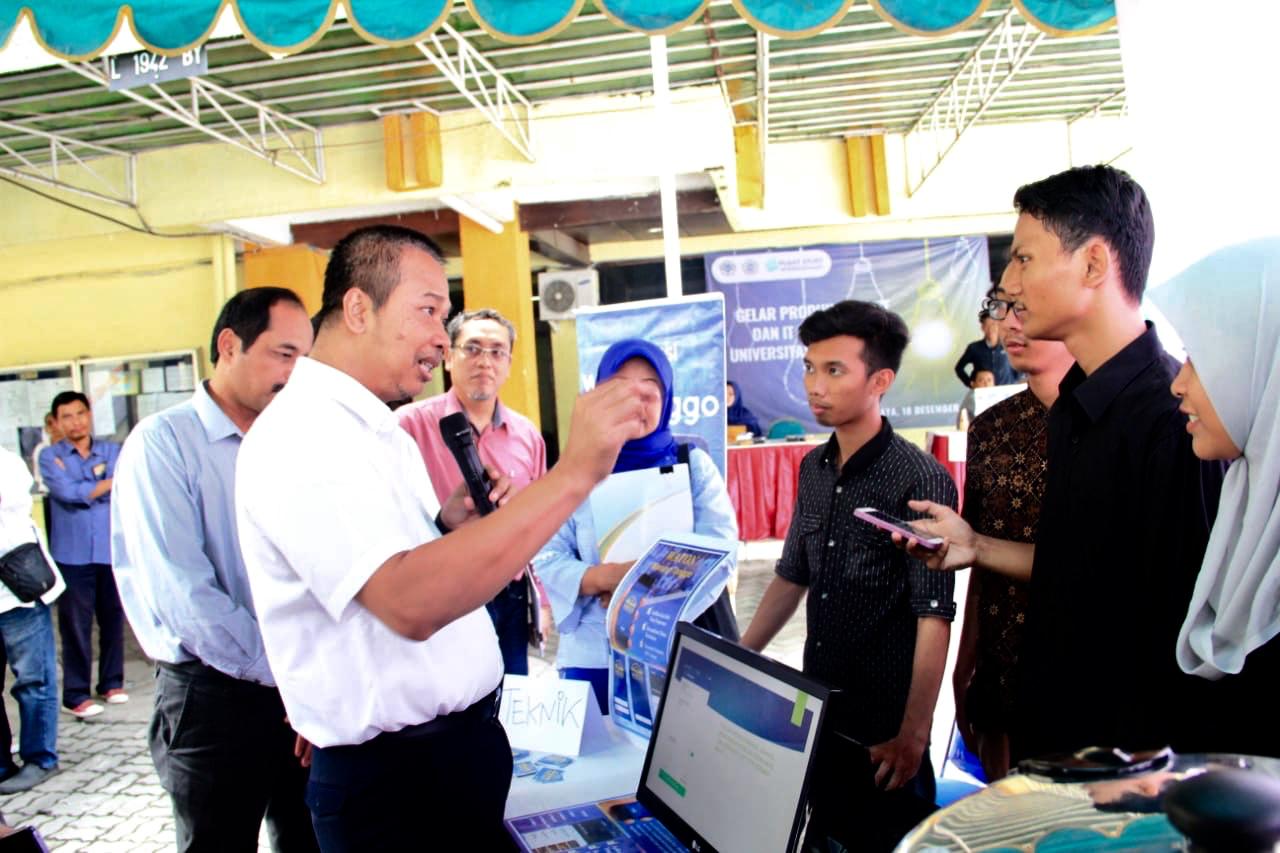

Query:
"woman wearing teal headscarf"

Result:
[[1151, 238, 1280, 757], [534, 340, 738, 713]]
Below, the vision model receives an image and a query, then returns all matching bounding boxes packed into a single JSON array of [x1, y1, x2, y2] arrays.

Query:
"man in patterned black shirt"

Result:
[[741, 300, 958, 853], [952, 269, 1074, 781]]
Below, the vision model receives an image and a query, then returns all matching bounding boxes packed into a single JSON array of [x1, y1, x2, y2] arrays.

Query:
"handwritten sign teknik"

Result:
[[498, 674, 606, 757]]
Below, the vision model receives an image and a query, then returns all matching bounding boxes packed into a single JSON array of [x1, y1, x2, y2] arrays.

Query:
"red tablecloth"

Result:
[[726, 441, 821, 541], [727, 435, 968, 541], [929, 431, 967, 511]]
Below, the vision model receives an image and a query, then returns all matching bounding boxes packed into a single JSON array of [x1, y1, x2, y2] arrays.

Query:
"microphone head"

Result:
[[439, 411, 474, 451]]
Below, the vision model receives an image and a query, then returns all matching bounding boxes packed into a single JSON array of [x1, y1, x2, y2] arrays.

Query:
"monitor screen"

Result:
[[638, 624, 829, 853]]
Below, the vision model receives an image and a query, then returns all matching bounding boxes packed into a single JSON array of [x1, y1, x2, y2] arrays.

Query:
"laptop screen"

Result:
[[638, 623, 830, 853]]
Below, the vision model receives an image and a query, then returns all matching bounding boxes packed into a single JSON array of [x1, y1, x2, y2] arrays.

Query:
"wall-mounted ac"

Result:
[[537, 268, 599, 321]]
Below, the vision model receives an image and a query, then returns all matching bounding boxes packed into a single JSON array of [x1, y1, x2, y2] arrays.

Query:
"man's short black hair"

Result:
[[210, 287, 304, 365], [316, 225, 445, 327], [51, 390, 90, 417], [798, 300, 910, 374], [1013, 165, 1154, 304]]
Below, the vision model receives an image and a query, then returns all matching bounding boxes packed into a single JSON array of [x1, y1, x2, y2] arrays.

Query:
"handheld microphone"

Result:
[[439, 412, 496, 515]]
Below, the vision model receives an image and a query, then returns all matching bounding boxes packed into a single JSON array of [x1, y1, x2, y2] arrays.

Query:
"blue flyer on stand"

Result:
[[604, 532, 736, 739]]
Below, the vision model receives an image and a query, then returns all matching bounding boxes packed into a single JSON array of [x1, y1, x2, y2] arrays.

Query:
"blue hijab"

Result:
[[596, 339, 679, 473]]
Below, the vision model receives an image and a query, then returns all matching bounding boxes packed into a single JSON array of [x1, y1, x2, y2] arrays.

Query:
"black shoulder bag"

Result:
[[0, 532, 57, 602]]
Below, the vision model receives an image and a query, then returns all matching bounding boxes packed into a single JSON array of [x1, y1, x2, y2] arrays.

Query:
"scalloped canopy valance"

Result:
[[1, 0, 1116, 60]]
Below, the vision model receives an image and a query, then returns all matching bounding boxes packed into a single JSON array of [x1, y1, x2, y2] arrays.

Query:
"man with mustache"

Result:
[[398, 308, 547, 676], [233, 226, 655, 851], [112, 287, 318, 853]]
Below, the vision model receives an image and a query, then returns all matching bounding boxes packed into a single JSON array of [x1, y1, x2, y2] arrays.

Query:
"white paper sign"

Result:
[[499, 675, 608, 757]]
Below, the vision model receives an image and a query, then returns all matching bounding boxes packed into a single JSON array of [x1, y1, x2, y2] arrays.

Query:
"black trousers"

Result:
[[486, 579, 529, 676], [305, 692, 514, 853], [56, 562, 124, 707], [150, 661, 319, 853], [804, 733, 937, 853]]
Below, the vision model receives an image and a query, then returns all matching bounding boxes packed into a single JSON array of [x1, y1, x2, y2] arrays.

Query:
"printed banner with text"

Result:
[[706, 238, 990, 431]]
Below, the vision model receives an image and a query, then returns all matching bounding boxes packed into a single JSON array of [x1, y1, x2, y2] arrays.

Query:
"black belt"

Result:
[[374, 688, 502, 743]]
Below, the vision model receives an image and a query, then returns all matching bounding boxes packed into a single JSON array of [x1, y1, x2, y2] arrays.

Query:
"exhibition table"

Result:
[[504, 720, 648, 819], [725, 440, 823, 541]]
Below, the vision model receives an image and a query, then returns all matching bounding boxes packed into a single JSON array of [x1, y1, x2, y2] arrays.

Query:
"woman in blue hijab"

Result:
[[726, 380, 763, 437], [535, 339, 738, 713], [597, 339, 680, 472]]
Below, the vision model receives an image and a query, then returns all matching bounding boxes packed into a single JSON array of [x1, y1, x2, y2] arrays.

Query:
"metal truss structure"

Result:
[[904, 10, 1044, 195], [64, 61, 326, 185], [415, 22, 535, 162], [0, 119, 136, 207]]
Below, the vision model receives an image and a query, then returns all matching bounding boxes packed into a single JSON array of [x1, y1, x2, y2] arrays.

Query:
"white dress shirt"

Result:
[[235, 357, 502, 748], [0, 447, 65, 614]]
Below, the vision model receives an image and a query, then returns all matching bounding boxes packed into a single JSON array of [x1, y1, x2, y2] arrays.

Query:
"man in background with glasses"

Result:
[[950, 277, 1074, 781], [398, 308, 547, 675]]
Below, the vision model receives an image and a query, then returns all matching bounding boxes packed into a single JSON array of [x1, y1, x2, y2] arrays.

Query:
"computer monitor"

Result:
[[637, 622, 834, 853]]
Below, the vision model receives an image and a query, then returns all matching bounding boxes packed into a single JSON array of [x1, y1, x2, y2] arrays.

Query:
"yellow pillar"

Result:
[[734, 124, 765, 209], [549, 321, 579, 452], [458, 210, 540, 430], [845, 134, 891, 217], [243, 244, 329, 315]]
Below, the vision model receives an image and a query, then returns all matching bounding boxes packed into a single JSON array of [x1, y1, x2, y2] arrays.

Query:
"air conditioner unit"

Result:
[[537, 268, 599, 321]]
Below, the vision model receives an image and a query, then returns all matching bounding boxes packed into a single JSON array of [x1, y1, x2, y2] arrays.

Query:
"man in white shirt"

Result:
[[235, 225, 654, 851], [0, 446, 65, 794]]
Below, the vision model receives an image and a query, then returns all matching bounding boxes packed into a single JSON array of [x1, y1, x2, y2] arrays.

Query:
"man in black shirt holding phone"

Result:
[[903, 166, 1224, 762], [741, 301, 958, 852]]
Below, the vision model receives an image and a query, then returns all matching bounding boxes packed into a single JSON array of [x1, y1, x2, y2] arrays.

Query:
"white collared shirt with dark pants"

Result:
[[236, 358, 512, 851]]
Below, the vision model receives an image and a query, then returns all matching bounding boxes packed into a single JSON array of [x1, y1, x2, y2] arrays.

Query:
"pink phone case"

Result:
[[852, 507, 943, 550]]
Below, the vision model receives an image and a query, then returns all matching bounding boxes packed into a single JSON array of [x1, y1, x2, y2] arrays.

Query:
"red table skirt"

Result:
[[929, 433, 966, 513], [727, 437, 967, 541], [726, 442, 819, 541]]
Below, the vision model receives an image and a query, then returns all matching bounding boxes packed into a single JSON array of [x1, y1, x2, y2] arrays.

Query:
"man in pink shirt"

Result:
[[398, 308, 547, 674]]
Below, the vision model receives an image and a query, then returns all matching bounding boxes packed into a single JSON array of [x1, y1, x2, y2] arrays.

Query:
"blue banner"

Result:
[[706, 237, 990, 431], [576, 294, 727, 477]]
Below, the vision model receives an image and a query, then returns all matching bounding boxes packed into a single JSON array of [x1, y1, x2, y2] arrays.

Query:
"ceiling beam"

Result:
[[291, 209, 460, 249], [518, 189, 722, 232], [530, 229, 591, 267]]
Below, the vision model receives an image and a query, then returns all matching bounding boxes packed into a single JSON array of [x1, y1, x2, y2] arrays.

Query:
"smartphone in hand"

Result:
[[853, 507, 943, 551]]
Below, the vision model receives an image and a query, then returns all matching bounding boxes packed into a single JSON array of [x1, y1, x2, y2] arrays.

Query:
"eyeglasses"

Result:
[[982, 297, 1025, 321], [457, 342, 511, 362]]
